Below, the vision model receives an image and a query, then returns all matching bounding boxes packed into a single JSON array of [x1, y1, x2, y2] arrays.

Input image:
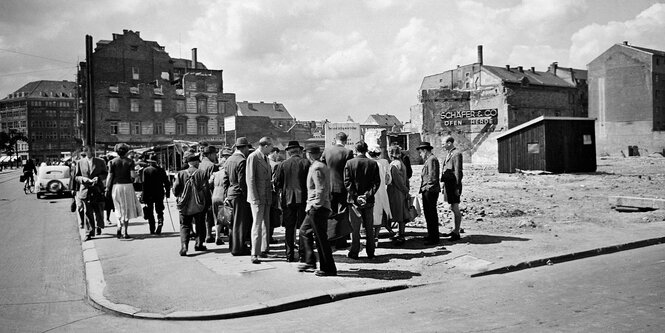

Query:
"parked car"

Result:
[[36, 165, 72, 199]]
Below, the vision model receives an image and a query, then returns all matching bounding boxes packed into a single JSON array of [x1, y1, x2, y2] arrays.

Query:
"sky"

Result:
[[1, 0, 664, 123]]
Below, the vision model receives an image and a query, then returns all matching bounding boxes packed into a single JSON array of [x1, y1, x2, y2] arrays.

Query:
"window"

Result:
[[130, 99, 139, 112], [154, 121, 164, 135], [197, 119, 208, 135], [176, 100, 185, 113], [109, 97, 119, 112], [583, 135, 592, 145], [132, 66, 139, 80], [197, 97, 207, 114], [110, 122, 118, 135], [131, 121, 141, 135], [176, 119, 186, 135], [527, 142, 540, 154], [154, 99, 162, 113], [218, 101, 226, 115]]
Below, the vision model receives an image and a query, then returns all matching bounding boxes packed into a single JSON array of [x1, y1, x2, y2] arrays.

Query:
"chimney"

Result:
[[531, 67, 535, 72], [191, 48, 198, 69], [135, 31, 140, 37], [505, 65, 510, 71], [477, 45, 483, 66], [517, 66, 523, 72], [550, 62, 558, 76], [623, 41, 629, 46]]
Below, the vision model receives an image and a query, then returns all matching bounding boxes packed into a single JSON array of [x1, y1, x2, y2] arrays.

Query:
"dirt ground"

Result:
[[408, 155, 665, 236]]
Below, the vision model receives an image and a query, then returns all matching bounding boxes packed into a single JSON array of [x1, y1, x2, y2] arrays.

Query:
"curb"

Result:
[[78, 226, 416, 320], [470, 236, 665, 277]]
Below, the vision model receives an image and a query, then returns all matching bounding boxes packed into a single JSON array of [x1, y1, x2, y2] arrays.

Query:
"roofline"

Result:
[[621, 43, 660, 56], [495, 116, 596, 140]]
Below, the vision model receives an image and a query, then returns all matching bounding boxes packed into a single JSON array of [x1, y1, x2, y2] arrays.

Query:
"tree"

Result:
[[0, 130, 29, 157]]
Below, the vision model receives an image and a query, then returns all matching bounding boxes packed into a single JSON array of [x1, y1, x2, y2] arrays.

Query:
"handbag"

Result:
[[327, 207, 353, 241], [217, 202, 234, 227], [70, 198, 77, 213], [19, 175, 25, 183]]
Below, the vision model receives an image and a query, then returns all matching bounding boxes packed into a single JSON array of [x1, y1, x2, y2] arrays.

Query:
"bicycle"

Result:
[[23, 172, 35, 194]]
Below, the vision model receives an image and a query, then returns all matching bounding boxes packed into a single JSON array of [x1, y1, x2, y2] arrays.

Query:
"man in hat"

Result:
[[246, 137, 274, 264], [417, 141, 441, 245], [142, 154, 171, 234], [273, 140, 310, 262], [199, 145, 219, 243], [321, 132, 355, 249], [344, 140, 380, 259], [222, 137, 252, 256], [173, 154, 208, 256], [74, 145, 108, 241], [440, 135, 463, 241], [298, 143, 337, 276]]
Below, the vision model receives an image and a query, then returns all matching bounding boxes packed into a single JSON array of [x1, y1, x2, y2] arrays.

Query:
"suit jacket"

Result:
[[306, 160, 331, 211], [441, 147, 463, 193], [75, 157, 108, 200], [142, 165, 171, 201], [321, 144, 354, 194], [246, 149, 273, 205], [274, 154, 310, 206], [420, 154, 440, 193], [344, 155, 380, 205], [223, 151, 247, 200]]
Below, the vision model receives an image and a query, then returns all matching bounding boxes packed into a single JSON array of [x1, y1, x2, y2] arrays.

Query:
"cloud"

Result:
[[570, 3, 665, 66]]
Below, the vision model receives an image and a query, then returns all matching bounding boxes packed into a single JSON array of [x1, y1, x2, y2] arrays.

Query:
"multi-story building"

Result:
[[0, 80, 78, 163], [361, 114, 403, 136], [79, 29, 237, 149], [411, 45, 588, 163], [588, 41, 665, 156], [223, 101, 296, 146]]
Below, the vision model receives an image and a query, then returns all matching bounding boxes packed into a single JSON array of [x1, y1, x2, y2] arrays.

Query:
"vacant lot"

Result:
[[409, 155, 665, 235]]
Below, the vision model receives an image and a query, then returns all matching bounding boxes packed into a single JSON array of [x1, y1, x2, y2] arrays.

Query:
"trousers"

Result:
[[300, 207, 336, 274], [282, 203, 306, 260], [179, 211, 205, 248], [250, 203, 270, 256], [422, 190, 440, 241], [349, 204, 375, 257]]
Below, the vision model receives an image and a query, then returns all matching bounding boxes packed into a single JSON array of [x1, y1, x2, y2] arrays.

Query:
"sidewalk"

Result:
[[81, 199, 665, 319]]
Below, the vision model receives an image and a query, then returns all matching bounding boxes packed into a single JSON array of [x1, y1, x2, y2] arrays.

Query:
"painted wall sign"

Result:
[[440, 108, 498, 126]]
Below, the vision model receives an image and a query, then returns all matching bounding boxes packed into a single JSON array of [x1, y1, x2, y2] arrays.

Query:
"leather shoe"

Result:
[[215, 238, 225, 246], [298, 264, 316, 272], [194, 245, 208, 251], [347, 252, 359, 260], [315, 270, 336, 277], [96, 228, 101, 235], [205, 236, 215, 244], [155, 225, 162, 235], [179, 248, 187, 256], [251, 256, 260, 264], [84, 235, 93, 241]]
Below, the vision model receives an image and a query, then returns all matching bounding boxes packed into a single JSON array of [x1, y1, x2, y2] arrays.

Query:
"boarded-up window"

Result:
[[176, 100, 185, 113], [109, 98, 119, 112], [527, 142, 540, 154]]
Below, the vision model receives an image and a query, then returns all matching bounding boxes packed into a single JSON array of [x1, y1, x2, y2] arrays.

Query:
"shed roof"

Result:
[[495, 116, 596, 140]]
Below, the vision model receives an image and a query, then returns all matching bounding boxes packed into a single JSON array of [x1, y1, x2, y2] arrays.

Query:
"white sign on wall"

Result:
[[224, 116, 236, 131]]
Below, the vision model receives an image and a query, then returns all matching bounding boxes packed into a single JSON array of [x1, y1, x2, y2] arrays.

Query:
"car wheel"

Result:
[[36, 193, 42, 199]]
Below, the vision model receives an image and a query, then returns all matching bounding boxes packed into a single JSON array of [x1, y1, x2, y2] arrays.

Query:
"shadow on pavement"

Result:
[[454, 234, 530, 245], [337, 268, 421, 280], [334, 249, 451, 264]]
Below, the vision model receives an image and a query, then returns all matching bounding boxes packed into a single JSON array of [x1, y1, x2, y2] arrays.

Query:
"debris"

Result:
[[515, 169, 552, 175], [609, 196, 664, 210], [518, 220, 537, 228]]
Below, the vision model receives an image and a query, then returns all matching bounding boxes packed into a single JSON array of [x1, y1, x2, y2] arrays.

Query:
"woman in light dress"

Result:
[[106, 143, 142, 239], [368, 146, 393, 247]]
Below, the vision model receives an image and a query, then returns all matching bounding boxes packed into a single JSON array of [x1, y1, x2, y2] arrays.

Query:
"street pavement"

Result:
[[1, 166, 664, 332]]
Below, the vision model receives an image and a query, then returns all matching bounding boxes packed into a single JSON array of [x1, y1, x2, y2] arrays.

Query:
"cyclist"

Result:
[[23, 158, 37, 187]]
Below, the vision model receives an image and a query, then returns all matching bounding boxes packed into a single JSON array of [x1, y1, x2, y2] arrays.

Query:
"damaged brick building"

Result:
[[79, 30, 237, 149], [411, 45, 588, 164]]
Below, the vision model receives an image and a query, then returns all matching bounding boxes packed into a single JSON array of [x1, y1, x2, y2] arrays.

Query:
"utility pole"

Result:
[[85, 35, 95, 148]]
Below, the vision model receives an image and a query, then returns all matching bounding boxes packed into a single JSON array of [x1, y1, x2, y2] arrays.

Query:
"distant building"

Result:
[[236, 101, 294, 129], [588, 41, 665, 156], [0, 80, 78, 162], [361, 114, 403, 136], [223, 101, 296, 146], [412, 45, 588, 164], [79, 29, 237, 149]]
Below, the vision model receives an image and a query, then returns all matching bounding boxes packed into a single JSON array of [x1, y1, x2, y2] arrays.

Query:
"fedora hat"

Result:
[[233, 137, 251, 148], [415, 141, 434, 151], [185, 153, 200, 163], [220, 146, 233, 156], [304, 143, 321, 154], [285, 140, 303, 150]]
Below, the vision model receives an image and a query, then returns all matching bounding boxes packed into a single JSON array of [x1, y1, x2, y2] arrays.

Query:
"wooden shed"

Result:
[[496, 116, 596, 173]]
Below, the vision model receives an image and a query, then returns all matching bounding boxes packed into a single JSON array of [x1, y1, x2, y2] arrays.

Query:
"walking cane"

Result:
[[164, 197, 176, 232]]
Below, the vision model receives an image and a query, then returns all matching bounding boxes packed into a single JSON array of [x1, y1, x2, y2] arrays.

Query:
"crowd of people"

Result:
[[69, 131, 464, 278]]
